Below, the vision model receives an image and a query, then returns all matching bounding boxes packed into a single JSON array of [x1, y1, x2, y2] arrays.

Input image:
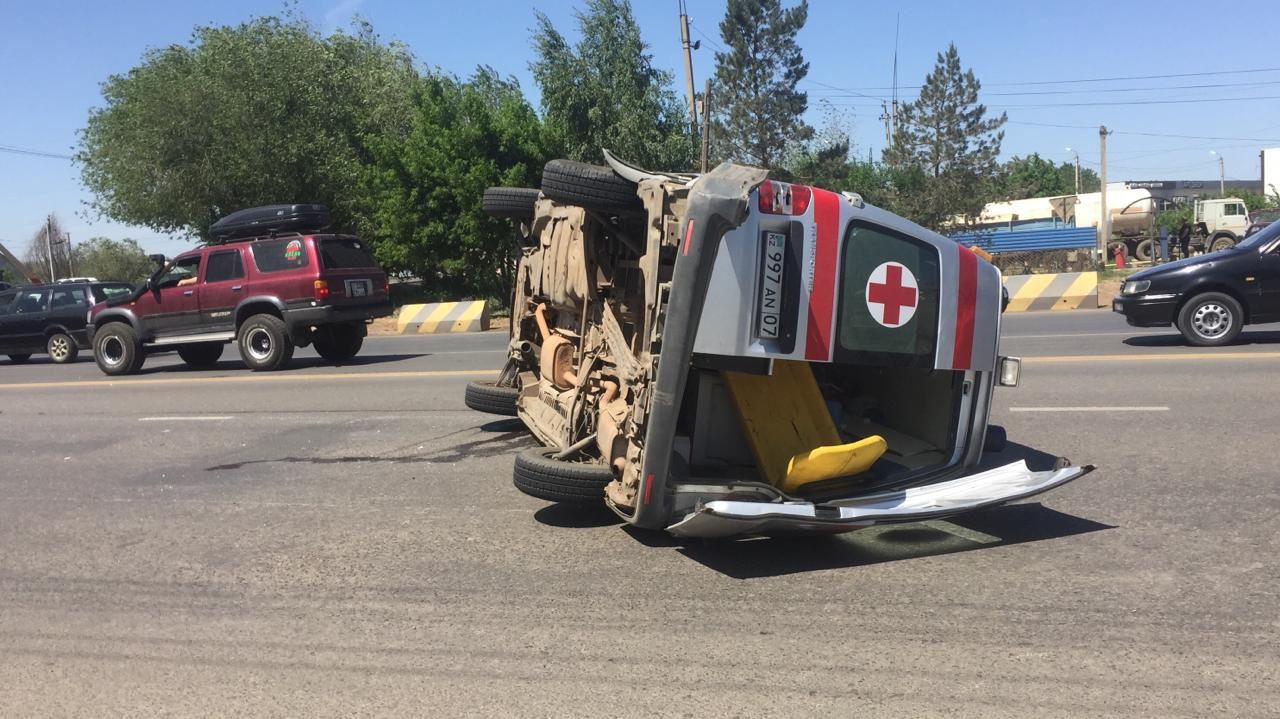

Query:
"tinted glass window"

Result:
[[92, 284, 135, 303], [50, 287, 88, 309], [319, 238, 376, 269], [205, 250, 245, 283], [252, 238, 310, 273], [12, 289, 50, 314], [157, 256, 202, 289]]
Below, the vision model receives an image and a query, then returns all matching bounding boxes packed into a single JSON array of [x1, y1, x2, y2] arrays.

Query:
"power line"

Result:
[[808, 79, 1280, 99], [688, 22, 724, 53], [800, 65, 1280, 92], [0, 145, 74, 160], [823, 94, 1280, 109]]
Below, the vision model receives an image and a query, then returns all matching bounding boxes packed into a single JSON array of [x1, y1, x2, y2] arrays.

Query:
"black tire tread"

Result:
[[513, 447, 613, 504], [93, 323, 145, 376], [541, 159, 640, 213], [464, 380, 519, 416], [1176, 292, 1243, 347], [238, 314, 293, 371], [482, 187, 540, 219]]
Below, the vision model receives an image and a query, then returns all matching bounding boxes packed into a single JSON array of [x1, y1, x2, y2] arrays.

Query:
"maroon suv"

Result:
[[89, 204, 392, 375]]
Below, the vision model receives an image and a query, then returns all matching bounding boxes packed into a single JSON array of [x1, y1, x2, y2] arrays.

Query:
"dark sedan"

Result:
[[1113, 220, 1280, 346]]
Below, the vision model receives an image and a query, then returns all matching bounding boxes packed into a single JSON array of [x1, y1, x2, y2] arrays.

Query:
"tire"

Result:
[[1176, 292, 1243, 347], [482, 187, 540, 220], [237, 314, 294, 371], [177, 342, 224, 368], [1134, 239, 1154, 263], [312, 323, 363, 363], [93, 323, 145, 376], [46, 333, 79, 364], [8, 354, 31, 364], [464, 380, 519, 416], [513, 447, 614, 504], [541, 159, 642, 213], [1209, 235, 1236, 253]]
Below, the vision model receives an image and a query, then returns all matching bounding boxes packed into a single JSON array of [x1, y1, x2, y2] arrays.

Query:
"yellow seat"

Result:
[[722, 359, 886, 493]]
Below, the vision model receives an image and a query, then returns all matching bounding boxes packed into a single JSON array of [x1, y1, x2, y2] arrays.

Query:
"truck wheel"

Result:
[[312, 323, 363, 363], [513, 447, 614, 504], [464, 380, 519, 416], [8, 354, 31, 364], [541, 159, 642, 214], [1209, 235, 1236, 253], [46, 333, 79, 364], [237, 314, 294, 371], [1177, 292, 1243, 347], [1134, 239, 1154, 263], [482, 187, 540, 220], [94, 323, 145, 376], [177, 342, 224, 368]]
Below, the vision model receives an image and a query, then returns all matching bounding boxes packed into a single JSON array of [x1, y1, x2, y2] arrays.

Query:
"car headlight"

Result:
[[1122, 280, 1151, 295]]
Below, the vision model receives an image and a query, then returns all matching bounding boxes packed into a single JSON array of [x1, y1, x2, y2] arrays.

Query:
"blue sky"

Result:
[[4, 0, 1280, 257]]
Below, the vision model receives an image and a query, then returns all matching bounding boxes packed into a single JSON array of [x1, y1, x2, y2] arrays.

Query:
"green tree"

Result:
[[531, 0, 693, 170], [77, 15, 418, 240], [70, 238, 156, 283], [1057, 162, 1100, 194], [997, 154, 1069, 199], [360, 68, 550, 302], [711, 0, 812, 169], [884, 44, 1006, 230]]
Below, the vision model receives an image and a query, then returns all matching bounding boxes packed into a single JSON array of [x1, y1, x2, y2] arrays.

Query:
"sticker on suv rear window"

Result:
[[284, 239, 303, 263]]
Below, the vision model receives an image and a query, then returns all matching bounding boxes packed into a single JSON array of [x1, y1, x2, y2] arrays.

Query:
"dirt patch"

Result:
[[1097, 279, 1121, 307]]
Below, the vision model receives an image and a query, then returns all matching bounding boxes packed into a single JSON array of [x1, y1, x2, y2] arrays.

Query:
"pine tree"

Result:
[[711, 0, 813, 169], [884, 44, 1005, 230]]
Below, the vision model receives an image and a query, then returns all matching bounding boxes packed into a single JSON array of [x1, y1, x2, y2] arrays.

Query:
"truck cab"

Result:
[[1195, 198, 1250, 252]]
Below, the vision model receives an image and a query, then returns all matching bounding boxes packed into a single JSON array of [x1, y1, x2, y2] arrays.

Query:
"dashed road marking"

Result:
[[1010, 406, 1170, 413]]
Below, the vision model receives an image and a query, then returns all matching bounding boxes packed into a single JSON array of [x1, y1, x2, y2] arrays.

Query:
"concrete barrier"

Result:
[[1003, 271, 1098, 312], [396, 300, 490, 334]]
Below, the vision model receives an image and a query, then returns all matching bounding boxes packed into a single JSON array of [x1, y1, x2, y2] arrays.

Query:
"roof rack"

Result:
[[209, 204, 331, 244]]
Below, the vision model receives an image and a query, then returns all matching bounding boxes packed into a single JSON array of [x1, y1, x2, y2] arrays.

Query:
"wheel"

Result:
[[237, 314, 294, 371], [1133, 239, 1154, 263], [1209, 235, 1236, 253], [8, 354, 31, 364], [177, 342, 224, 368], [312, 323, 363, 363], [513, 447, 614, 504], [541, 159, 642, 213], [1176, 292, 1243, 347], [93, 323, 145, 376], [46, 333, 79, 364], [482, 187, 540, 220], [464, 380, 519, 416]]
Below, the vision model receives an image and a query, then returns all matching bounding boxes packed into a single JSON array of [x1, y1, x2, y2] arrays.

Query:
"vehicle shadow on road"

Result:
[[1124, 330, 1280, 347], [137, 353, 425, 374], [534, 503, 623, 529], [659, 503, 1112, 579]]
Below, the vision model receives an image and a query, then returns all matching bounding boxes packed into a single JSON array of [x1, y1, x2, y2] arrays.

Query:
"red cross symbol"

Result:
[[866, 262, 918, 327]]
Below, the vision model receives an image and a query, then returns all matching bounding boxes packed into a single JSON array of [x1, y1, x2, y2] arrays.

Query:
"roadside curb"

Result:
[[1003, 271, 1098, 312], [395, 301, 489, 334]]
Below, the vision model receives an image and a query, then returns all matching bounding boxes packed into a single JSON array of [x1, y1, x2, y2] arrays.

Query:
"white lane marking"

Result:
[[1009, 406, 1170, 413], [1003, 331, 1164, 339], [138, 416, 234, 422]]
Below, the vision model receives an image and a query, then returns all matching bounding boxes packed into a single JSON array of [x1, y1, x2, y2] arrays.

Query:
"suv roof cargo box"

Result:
[[210, 204, 331, 242]]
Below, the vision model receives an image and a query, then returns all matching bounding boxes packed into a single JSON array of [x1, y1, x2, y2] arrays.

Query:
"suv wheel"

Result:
[[94, 323, 145, 376], [1177, 292, 1243, 346], [541, 159, 642, 214], [312, 323, 363, 363], [237, 314, 294, 371], [512, 447, 615, 504], [47, 333, 79, 364], [177, 342, 224, 368]]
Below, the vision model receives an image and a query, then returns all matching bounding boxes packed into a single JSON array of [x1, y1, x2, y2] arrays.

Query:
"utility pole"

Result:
[[879, 103, 892, 148], [678, 0, 699, 132], [1219, 155, 1225, 194], [1074, 154, 1081, 194], [700, 79, 712, 173], [45, 215, 56, 283], [65, 233, 74, 277], [1098, 126, 1110, 263]]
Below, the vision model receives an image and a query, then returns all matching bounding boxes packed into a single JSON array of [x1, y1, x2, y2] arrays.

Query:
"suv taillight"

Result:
[[758, 180, 812, 215], [314, 280, 330, 301]]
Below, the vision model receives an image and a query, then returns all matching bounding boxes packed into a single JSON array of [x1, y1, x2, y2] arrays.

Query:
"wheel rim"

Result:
[[49, 336, 69, 360], [244, 327, 274, 361], [1192, 302, 1232, 339], [100, 336, 124, 367]]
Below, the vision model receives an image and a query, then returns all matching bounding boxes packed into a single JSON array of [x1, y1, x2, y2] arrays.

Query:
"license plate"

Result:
[[757, 232, 786, 339], [346, 279, 370, 297]]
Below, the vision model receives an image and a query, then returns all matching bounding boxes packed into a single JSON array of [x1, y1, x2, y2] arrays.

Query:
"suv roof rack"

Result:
[[209, 204, 331, 244]]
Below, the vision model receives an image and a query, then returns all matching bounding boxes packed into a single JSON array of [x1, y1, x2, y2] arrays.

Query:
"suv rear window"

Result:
[[252, 238, 310, 273], [318, 238, 376, 269]]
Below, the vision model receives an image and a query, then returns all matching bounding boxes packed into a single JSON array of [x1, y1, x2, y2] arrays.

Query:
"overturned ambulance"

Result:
[[466, 153, 1092, 538]]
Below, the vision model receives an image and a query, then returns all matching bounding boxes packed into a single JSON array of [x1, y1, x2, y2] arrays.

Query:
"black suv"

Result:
[[0, 281, 135, 363]]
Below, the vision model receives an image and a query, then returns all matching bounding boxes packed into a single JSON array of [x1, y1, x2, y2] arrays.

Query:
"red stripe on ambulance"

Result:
[[951, 244, 977, 369], [805, 189, 841, 360]]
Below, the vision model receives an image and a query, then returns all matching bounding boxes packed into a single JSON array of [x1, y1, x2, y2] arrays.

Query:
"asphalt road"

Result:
[[1, 311, 1277, 718]]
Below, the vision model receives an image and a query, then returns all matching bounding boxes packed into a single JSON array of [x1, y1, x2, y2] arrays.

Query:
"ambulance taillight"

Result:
[[757, 180, 812, 216]]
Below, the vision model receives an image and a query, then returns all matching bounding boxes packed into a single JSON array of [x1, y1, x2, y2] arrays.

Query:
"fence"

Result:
[[952, 227, 1099, 275]]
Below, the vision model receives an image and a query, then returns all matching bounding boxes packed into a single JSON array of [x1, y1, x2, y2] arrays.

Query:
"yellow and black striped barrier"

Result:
[[1003, 272, 1098, 312], [396, 300, 490, 334]]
